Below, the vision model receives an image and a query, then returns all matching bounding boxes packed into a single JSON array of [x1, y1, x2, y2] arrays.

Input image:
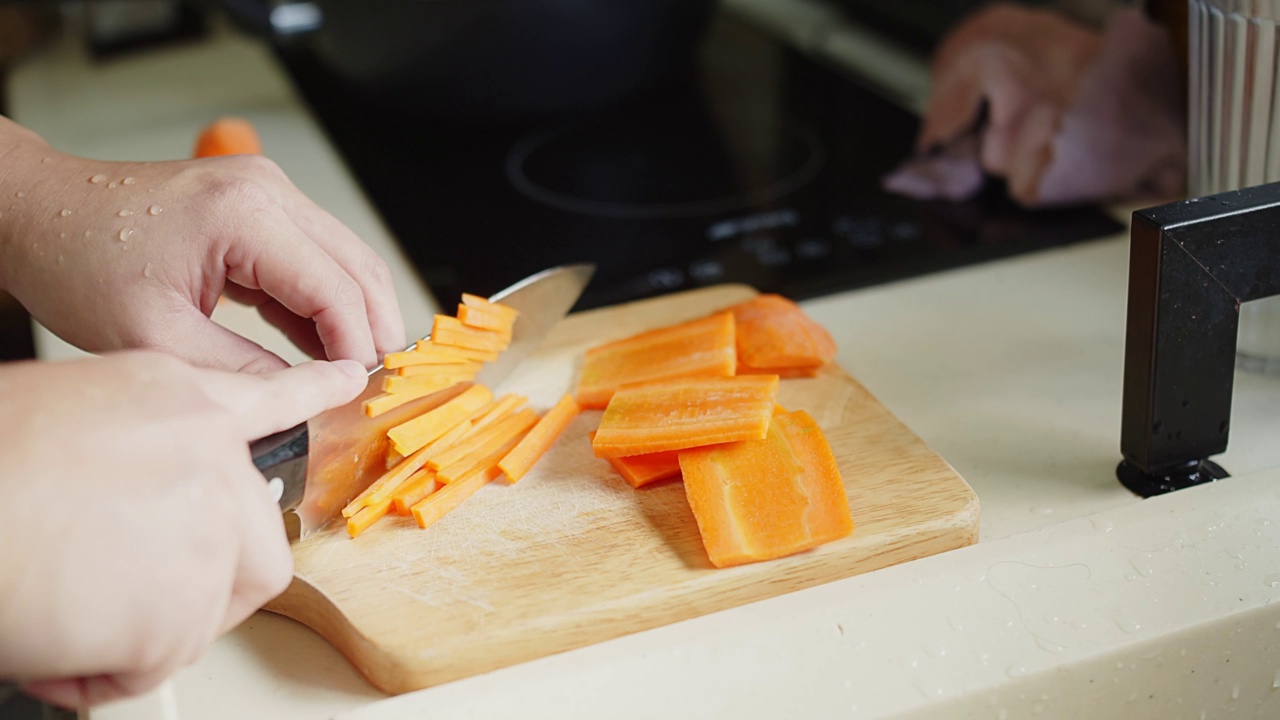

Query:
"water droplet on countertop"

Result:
[[1006, 663, 1029, 678], [1035, 637, 1065, 654], [947, 616, 964, 632], [1273, 669, 1280, 689], [118, 228, 133, 242], [122, 176, 136, 185], [1263, 573, 1280, 588], [117, 209, 132, 217], [1231, 683, 1240, 700], [142, 262, 152, 278], [1115, 618, 1142, 633], [834, 624, 844, 637], [148, 204, 163, 216], [89, 174, 107, 184]]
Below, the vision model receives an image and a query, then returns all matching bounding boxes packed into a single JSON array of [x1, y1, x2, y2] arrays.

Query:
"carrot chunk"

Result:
[[347, 497, 393, 538], [498, 394, 581, 482], [410, 467, 498, 529], [725, 295, 836, 372], [387, 384, 493, 456], [678, 411, 852, 568], [576, 312, 736, 409], [194, 117, 263, 158], [592, 375, 779, 458]]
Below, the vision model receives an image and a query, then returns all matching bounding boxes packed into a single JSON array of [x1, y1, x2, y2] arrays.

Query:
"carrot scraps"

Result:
[[193, 116, 263, 158], [387, 384, 493, 456], [576, 312, 736, 409], [592, 375, 779, 458], [725, 294, 836, 372], [498, 394, 580, 482], [678, 410, 852, 568], [410, 466, 498, 529], [391, 469, 440, 515], [432, 315, 511, 352], [347, 497, 393, 538]]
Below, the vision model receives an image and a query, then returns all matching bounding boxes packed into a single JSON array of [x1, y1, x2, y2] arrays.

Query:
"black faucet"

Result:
[[1119, 182, 1280, 496]]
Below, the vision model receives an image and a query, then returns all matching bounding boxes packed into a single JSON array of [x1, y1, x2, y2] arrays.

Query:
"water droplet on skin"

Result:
[[14, 191, 25, 198], [122, 177, 136, 185], [118, 228, 133, 242], [148, 204, 163, 216], [83, 230, 91, 238], [108, 182, 118, 189], [143, 262, 152, 278], [89, 174, 107, 184], [59, 232, 66, 239], [41, 156, 52, 164], [59, 208, 72, 217], [117, 209, 132, 217]]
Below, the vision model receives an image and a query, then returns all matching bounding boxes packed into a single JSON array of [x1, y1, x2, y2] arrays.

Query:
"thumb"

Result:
[[195, 360, 368, 441]]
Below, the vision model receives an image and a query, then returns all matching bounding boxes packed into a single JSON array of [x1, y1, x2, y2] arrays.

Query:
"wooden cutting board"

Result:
[[266, 285, 979, 694]]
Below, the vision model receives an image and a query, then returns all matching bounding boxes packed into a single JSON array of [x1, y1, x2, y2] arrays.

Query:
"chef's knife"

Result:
[[251, 263, 595, 539]]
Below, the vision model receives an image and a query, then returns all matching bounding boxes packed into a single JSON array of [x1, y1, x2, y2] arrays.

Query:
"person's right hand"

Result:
[[0, 351, 366, 709]]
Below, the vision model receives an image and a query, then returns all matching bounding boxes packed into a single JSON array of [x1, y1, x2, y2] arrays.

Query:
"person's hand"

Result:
[[0, 351, 366, 709], [884, 5, 1185, 207], [0, 116, 405, 371]]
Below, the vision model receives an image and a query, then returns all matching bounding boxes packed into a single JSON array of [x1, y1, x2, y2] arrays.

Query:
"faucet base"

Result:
[[1116, 458, 1229, 498]]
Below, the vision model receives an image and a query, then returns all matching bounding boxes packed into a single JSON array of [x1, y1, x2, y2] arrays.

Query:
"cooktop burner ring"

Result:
[[505, 113, 826, 220]]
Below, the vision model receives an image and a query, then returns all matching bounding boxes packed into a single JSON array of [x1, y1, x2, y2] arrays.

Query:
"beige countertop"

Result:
[[10, 10, 1280, 720]]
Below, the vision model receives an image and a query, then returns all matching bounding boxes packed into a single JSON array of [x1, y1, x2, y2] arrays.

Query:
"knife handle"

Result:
[[250, 422, 309, 512]]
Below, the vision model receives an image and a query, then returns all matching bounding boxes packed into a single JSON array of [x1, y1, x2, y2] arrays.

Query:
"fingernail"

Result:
[[333, 359, 367, 379]]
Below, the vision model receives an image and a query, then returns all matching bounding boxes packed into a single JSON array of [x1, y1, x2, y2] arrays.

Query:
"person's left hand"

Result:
[[0, 118, 405, 371]]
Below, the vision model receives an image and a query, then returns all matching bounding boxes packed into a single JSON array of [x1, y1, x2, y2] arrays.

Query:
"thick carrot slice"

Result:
[[457, 304, 514, 334], [391, 469, 440, 515], [410, 466, 498, 529], [678, 412, 851, 567], [461, 293, 519, 325], [498, 394, 581, 482], [347, 497, 393, 538], [194, 117, 262, 158], [726, 294, 836, 371], [592, 375, 779, 458], [387, 384, 492, 456], [576, 312, 736, 409], [383, 371, 476, 395], [397, 360, 482, 378], [412, 342, 500, 363], [436, 422, 533, 485], [429, 407, 538, 475], [432, 315, 510, 352], [588, 431, 681, 488]]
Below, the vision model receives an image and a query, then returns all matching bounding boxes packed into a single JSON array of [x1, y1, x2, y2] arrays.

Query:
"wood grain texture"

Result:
[[265, 285, 979, 694]]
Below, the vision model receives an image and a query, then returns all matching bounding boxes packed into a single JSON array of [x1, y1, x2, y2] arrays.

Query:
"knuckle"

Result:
[[362, 251, 394, 289], [205, 175, 274, 219]]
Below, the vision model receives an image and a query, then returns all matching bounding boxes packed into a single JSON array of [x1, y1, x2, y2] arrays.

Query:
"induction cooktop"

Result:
[[277, 9, 1121, 311]]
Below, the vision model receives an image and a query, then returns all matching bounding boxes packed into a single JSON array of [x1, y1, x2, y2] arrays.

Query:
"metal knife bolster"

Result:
[[250, 424, 309, 513]]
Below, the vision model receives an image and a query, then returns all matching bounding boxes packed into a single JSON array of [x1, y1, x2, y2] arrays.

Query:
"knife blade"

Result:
[[251, 263, 595, 539]]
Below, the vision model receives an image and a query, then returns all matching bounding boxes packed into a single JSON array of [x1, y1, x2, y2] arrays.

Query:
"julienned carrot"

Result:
[[461, 293, 519, 324], [576, 312, 736, 409], [678, 411, 852, 567], [432, 315, 510, 352], [436, 418, 534, 485], [364, 385, 447, 418], [498, 394, 581, 482], [397, 360, 483, 378], [384, 370, 477, 394], [413, 342, 500, 363], [725, 294, 836, 372], [343, 418, 473, 518], [592, 375, 779, 458], [386, 445, 404, 470], [458, 304, 514, 334], [471, 394, 527, 432], [410, 466, 499, 529], [429, 407, 538, 474], [385, 350, 485, 369], [193, 117, 263, 158], [391, 469, 439, 515], [347, 497, 393, 538], [387, 384, 493, 456]]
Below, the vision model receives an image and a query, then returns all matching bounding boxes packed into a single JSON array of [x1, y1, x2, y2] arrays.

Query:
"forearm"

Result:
[[0, 115, 52, 294]]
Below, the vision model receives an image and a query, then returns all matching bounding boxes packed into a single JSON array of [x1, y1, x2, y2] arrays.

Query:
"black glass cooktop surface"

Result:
[[278, 12, 1122, 311]]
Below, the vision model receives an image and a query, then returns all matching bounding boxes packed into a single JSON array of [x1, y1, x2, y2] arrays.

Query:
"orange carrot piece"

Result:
[[391, 469, 440, 515], [193, 117, 263, 158], [386, 349, 488, 369], [738, 363, 821, 379], [678, 411, 852, 567], [498, 394, 581, 482], [457, 304, 515, 334], [436, 421, 534, 485], [346, 497, 393, 538], [397, 360, 483, 378], [429, 407, 538, 474], [461, 293, 519, 324], [383, 370, 476, 395], [588, 430, 681, 488], [410, 466, 498, 529], [432, 315, 510, 352], [364, 385, 452, 418], [576, 312, 736, 409], [470, 393, 527, 433], [343, 418, 472, 518], [387, 384, 492, 456], [386, 444, 404, 470], [412, 342, 500, 363], [592, 375, 779, 458], [726, 294, 836, 372]]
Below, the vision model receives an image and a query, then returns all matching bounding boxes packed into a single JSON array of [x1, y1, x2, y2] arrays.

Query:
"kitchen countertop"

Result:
[[10, 12, 1280, 720]]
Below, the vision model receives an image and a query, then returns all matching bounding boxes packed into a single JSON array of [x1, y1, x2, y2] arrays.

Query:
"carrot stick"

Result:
[[342, 418, 472, 518], [591, 375, 779, 458], [435, 413, 536, 485], [194, 117, 263, 158], [397, 360, 483, 378], [576, 312, 736, 409], [498, 394, 581, 482], [429, 407, 538, 474], [347, 497, 393, 538], [457, 304, 515, 334], [383, 370, 477, 395], [410, 466, 498, 529], [412, 342, 500, 363], [470, 393, 527, 433], [461, 293, 519, 324], [391, 469, 439, 515], [387, 384, 493, 456], [386, 349, 488, 369], [432, 315, 510, 352]]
